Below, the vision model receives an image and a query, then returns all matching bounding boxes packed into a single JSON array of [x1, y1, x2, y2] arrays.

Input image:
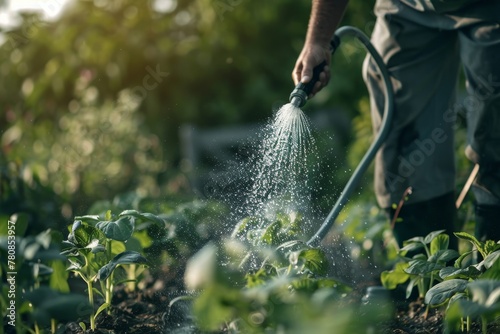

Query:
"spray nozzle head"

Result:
[[289, 83, 308, 108]]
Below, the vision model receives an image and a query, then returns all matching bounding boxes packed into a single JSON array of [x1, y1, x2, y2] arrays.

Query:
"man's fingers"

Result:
[[292, 63, 302, 85], [301, 64, 313, 83], [301, 75, 311, 83]]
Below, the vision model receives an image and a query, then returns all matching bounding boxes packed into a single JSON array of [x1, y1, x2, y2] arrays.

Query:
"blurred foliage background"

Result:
[[0, 0, 406, 232]]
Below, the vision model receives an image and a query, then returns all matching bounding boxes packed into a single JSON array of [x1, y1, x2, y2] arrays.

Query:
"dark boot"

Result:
[[472, 184, 500, 242], [387, 192, 459, 250], [474, 203, 500, 242]]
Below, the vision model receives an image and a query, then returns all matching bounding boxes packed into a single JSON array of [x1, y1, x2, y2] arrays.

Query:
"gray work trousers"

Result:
[[364, 0, 500, 208]]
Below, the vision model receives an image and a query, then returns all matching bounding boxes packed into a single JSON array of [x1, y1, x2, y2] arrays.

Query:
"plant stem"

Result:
[[417, 279, 424, 299], [127, 264, 137, 292], [34, 322, 40, 334], [105, 276, 112, 314], [467, 316, 471, 332], [481, 315, 487, 334], [428, 272, 434, 294], [51, 319, 56, 334], [87, 278, 96, 330], [83, 255, 96, 330], [423, 304, 430, 320], [105, 239, 112, 314]]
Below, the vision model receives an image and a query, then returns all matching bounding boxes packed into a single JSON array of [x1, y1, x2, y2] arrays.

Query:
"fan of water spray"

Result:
[[246, 102, 319, 224]]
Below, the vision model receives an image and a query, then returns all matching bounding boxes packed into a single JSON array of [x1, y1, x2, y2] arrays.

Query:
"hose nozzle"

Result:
[[288, 36, 340, 109], [289, 84, 308, 108]]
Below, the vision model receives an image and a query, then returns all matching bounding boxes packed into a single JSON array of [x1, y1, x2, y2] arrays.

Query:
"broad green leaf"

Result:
[[297, 248, 328, 276], [381, 262, 410, 289], [119, 210, 164, 226], [405, 259, 444, 275], [430, 234, 449, 255], [111, 240, 127, 255], [400, 242, 425, 254], [68, 221, 105, 249], [74, 215, 101, 224], [439, 266, 481, 280], [230, 216, 261, 239], [483, 250, 500, 269], [454, 250, 474, 268], [97, 251, 148, 281], [481, 256, 500, 280], [428, 249, 459, 264], [468, 280, 500, 305], [96, 216, 134, 241], [454, 232, 483, 254], [424, 230, 446, 244], [403, 236, 425, 245], [261, 220, 281, 245], [448, 296, 500, 322], [424, 279, 468, 306]]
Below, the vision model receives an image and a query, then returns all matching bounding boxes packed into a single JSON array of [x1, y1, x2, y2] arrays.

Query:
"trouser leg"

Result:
[[388, 191, 458, 249], [364, 2, 460, 208], [364, 1, 461, 243], [459, 20, 500, 242]]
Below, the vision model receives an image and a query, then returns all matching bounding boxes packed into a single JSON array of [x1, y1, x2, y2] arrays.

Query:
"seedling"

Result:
[[61, 209, 163, 330], [382, 230, 459, 303]]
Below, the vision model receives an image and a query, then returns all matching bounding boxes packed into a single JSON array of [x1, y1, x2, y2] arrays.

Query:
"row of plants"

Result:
[[178, 213, 500, 333], [382, 230, 500, 333], [0, 193, 226, 334], [2, 194, 499, 333], [181, 211, 391, 333]]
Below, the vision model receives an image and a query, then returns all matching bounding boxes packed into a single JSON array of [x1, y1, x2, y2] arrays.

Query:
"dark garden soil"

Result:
[[55, 263, 498, 334]]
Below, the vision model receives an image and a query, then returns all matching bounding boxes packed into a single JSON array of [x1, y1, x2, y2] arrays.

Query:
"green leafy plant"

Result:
[[176, 210, 397, 333], [61, 209, 162, 330], [423, 232, 500, 333], [181, 232, 396, 334], [382, 230, 459, 302]]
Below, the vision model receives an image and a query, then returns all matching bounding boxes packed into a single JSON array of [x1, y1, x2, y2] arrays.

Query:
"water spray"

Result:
[[236, 26, 393, 249], [286, 26, 395, 247]]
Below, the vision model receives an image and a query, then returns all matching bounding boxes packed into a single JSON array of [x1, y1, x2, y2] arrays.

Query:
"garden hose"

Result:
[[304, 26, 395, 247]]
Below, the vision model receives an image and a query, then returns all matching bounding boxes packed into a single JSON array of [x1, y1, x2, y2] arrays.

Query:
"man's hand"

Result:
[[293, 43, 332, 98]]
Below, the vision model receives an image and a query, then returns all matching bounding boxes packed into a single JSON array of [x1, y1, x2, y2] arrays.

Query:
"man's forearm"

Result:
[[305, 0, 349, 47]]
